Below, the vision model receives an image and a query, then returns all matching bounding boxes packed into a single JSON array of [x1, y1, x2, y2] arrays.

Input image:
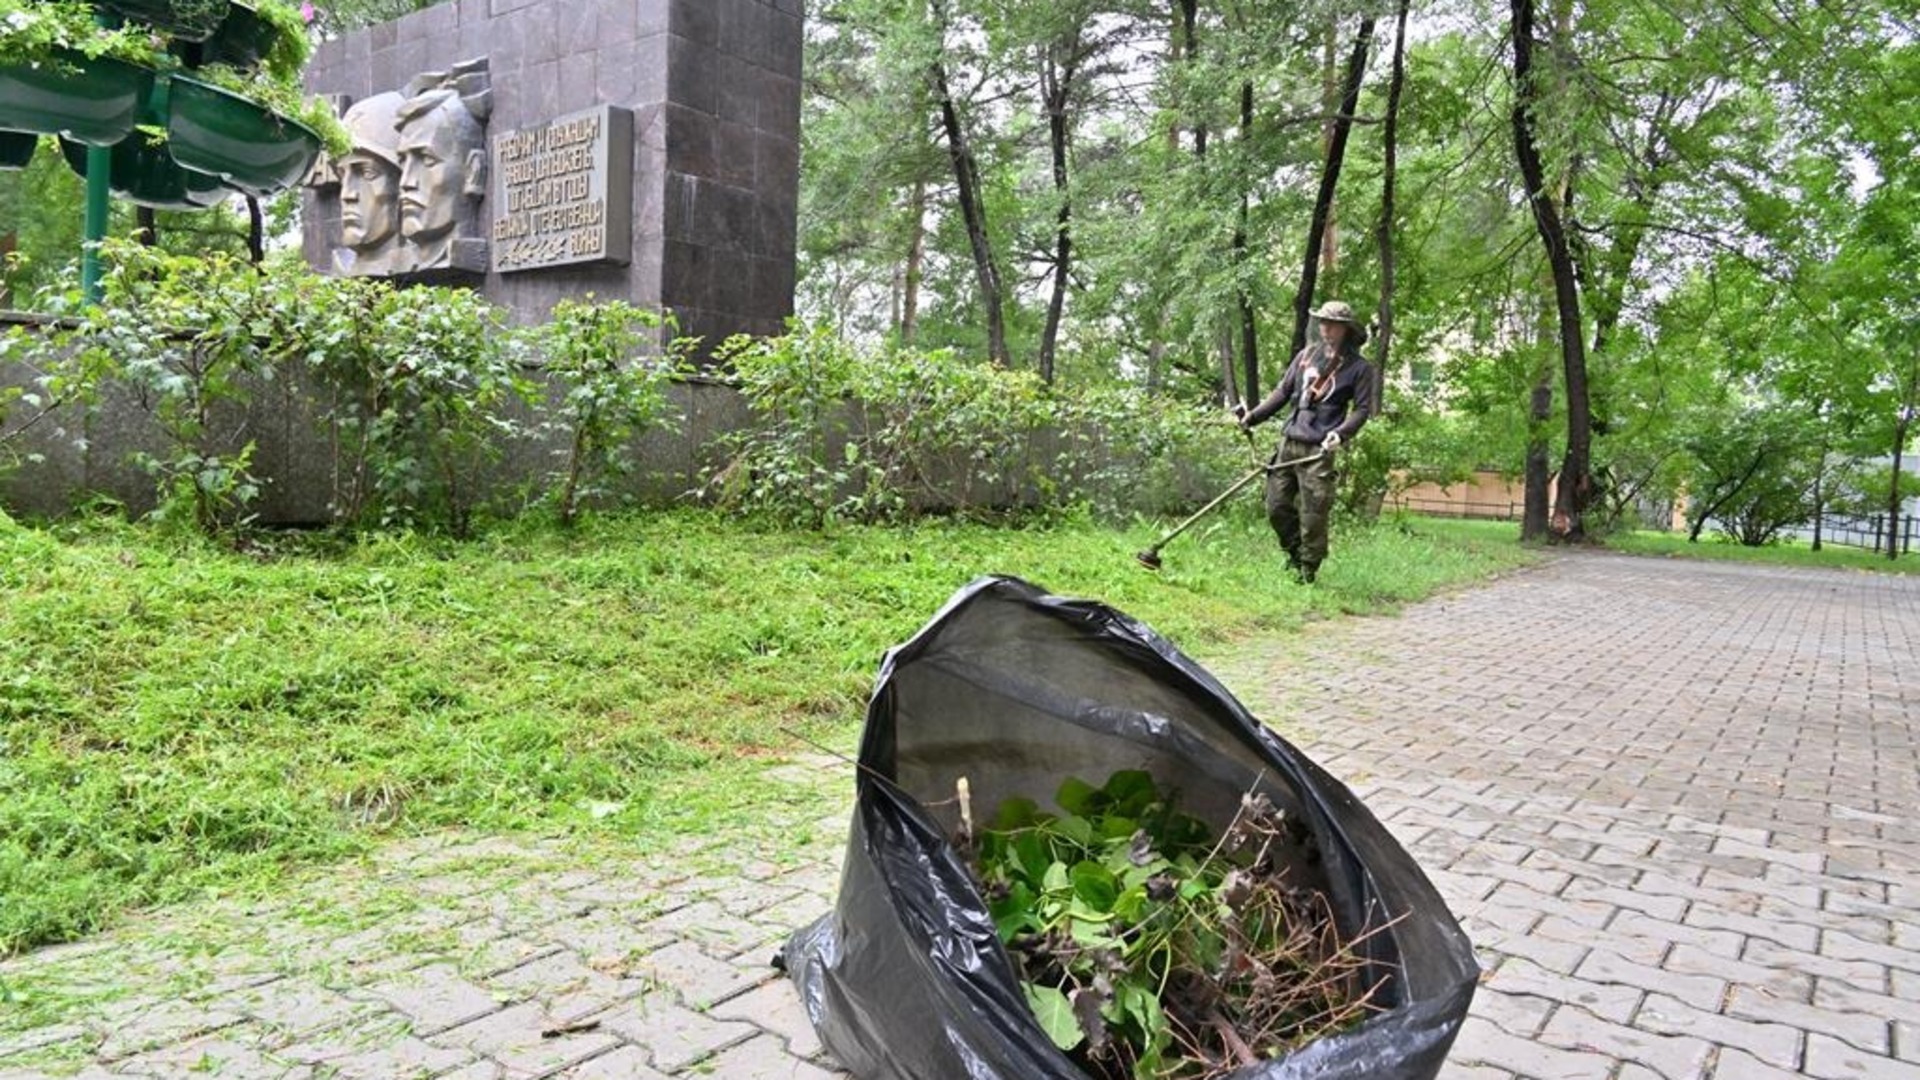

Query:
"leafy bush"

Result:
[[1330, 400, 1487, 524], [1826, 461, 1920, 520], [330, 284, 534, 538], [13, 258, 601, 537], [69, 244, 275, 532], [532, 298, 686, 525], [0, 0, 164, 67], [713, 327, 1058, 525], [9, 271, 1278, 534], [0, 322, 98, 480], [1057, 387, 1246, 520], [713, 326, 1245, 526]]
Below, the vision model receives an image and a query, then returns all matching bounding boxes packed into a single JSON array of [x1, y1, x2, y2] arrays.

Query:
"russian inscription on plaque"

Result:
[[491, 105, 634, 273]]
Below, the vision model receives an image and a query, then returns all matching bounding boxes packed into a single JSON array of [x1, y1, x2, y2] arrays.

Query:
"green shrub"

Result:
[[0, 322, 99, 481], [343, 285, 535, 538], [712, 326, 1245, 526], [532, 297, 687, 525], [1056, 387, 1245, 519], [70, 244, 274, 533]]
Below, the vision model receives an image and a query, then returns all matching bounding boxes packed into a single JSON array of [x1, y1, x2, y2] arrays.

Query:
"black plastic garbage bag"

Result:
[[784, 576, 1477, 1079]]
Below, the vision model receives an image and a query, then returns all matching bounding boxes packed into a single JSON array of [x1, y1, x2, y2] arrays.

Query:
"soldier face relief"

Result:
[[397, 91, 485, 248], [308, 60, 492, 278], [339, 150, 400, 250]]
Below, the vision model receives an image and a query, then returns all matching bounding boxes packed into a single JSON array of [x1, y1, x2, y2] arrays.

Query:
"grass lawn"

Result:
[[1391, 514, 1919, 574], [0, 506, 1535, 955], [1603, 527, 1919, 574]]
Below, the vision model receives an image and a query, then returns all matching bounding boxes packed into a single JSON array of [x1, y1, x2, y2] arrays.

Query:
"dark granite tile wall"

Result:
[[303, 0, 800, 351]]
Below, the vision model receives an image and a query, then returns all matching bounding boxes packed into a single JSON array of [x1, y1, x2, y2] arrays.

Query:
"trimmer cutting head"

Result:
[[1134, 549, 1164, 571]]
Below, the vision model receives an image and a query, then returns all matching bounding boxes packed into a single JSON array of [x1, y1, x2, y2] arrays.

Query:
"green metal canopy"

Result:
[[0, 0, 324, 299], [0, 49, 151, 146], [167, 74, 321, 196]]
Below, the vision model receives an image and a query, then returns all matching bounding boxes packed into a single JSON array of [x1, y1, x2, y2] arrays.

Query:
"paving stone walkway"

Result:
[[1217, 553, 1920, 1080], [1, 552, 1914, 1079]]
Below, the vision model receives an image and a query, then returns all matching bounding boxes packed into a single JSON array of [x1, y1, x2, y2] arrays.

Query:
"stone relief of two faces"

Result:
[[328, 61, 492, 276]]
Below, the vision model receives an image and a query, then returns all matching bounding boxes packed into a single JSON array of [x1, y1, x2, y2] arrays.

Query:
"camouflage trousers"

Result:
[[1264, 437, 1337, 569]]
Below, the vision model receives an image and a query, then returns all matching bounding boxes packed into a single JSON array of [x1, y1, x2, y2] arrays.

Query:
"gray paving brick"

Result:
[[633, 900, 785, 959], [104, 1027, 308, 1079], [1761, 897, 1895, 943], [590, 994, 756, 1071], [1804, 1033, 1920, 1080], [708, 979, 824, 1057], [362, 963, 508, 1035], [278, 1025, 477, 1078], [703, 878, 808, 920], [1725, 986, 1888, 1055], [1608, 911, 1743, 960], [623, 941, 774, 1009], [1540, 1004, 1715, 1080], [1561, 879, 1687, 922], [1709, 836, 1824, 874], [1488, 958, 1640, 1024], [427, 1002, 619, 1078], [219, 983, 385, 1038], [697, 1034, 845, 1079], [1634, 994, 1801, 1070], [1682, 907, 1819, 953], [0, 1024, 90, 1061], [94, 1000, 246, 1061], [544, 908, 678, 964], [457, 935, 567, 980], [1467, 989, 1557, 1039], [1741, 937, 1887, 994], [1574, 950, 1725, 1012], [1819, 928, 1920, 974], [551, 1045, 670, 1079], [1448, 1015, 1614, 1079], [1698, 867, 1818, 909], [1706, 1047, 1806, 1079], [1464, 915, 1594, 975], [1812, 979, 1920, 1027], [1436, 1063, 1517, 1080], [1485, 882, 1616, 930], [747, 895, 835, 938], [1666, 815, 1770, 849], [1628, 870, 1761, 918], [765, 863, 840, 899], [486, 951, 641, 1023], [1663, 944, 1813, 1003]]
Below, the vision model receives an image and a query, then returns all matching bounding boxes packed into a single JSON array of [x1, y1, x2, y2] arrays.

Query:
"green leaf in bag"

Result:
[[1023, 982, 1084, 1050]]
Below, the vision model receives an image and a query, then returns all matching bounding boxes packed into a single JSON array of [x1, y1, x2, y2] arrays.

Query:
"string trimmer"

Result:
[[1134, 450, 1327, 571]]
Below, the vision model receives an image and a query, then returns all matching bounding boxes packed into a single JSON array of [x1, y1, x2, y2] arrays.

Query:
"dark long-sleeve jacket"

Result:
[[1243, 343, 1377, 445]]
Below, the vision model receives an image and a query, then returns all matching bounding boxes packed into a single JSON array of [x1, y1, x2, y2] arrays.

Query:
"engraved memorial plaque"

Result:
[[490, 105, 634, 274]]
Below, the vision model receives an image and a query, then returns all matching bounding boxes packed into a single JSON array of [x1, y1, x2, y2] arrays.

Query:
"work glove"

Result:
[[1231, 403, 1250, 429], [1321, 431, 1342, 451]]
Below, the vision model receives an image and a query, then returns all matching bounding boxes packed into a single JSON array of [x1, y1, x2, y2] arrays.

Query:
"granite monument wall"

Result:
[[301, 0, 802, 349]]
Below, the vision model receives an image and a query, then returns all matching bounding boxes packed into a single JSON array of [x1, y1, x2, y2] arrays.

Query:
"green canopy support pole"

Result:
[[81, 143, 110, 304], [79, 9, 116, 305]]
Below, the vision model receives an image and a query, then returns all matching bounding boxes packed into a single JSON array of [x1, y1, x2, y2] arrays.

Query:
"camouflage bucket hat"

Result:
[[1312, 300, 1359, 325], [1312, 300, 1369, 346]]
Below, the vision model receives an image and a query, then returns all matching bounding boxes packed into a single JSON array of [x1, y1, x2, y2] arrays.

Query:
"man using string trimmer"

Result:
[[1233, 300, 1378, 584]]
